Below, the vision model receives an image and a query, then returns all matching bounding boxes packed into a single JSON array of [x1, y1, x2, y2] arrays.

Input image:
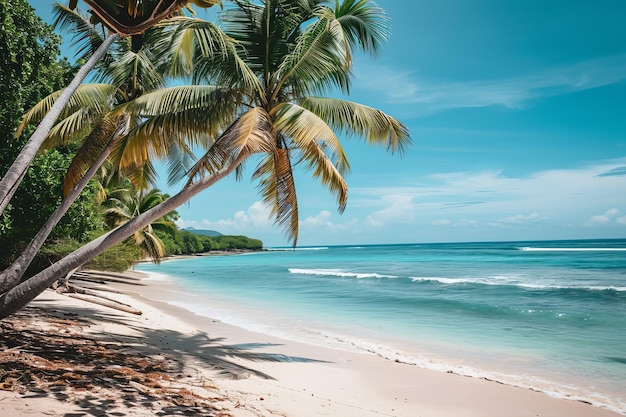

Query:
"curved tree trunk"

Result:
[[0, 34, 119, 217], [0, 116, 129, 293], [0, 151, 247, 320]]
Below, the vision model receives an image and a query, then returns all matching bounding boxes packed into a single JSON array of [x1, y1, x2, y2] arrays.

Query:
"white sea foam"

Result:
[[519, 247, 626, 251], [154, 294, 626, 415], [265, 246, 329, 251], [142, 271, 177, 282], [289, 268, 397, 279], [318, 332, 626, 416], [293, 247, 329, 251], [410, 276, 626, 292]]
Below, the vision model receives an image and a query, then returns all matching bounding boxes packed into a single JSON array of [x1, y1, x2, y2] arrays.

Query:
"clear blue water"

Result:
[[136, 239, 626, 414]]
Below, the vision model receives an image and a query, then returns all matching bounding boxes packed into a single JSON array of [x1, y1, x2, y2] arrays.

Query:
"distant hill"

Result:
[[182, 228, 223, 237]]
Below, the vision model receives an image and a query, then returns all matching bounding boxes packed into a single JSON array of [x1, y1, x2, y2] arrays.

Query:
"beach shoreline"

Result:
[[1, 268, 623, 417]]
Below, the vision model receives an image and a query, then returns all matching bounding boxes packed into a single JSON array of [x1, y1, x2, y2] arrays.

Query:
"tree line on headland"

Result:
[[0, 0, 409, 319]]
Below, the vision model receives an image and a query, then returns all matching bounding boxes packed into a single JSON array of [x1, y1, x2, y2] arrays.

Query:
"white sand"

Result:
[[1, 273, 622, 417]]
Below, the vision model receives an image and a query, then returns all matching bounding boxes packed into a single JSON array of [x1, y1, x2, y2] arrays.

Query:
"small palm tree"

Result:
[[104, 183, 177, 262]]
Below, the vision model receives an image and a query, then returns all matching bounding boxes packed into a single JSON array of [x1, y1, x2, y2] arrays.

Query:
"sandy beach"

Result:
[[1, 269, 622, 417]]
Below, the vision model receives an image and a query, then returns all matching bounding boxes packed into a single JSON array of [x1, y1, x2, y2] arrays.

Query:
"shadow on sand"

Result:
[[0, 298, 329, 416]]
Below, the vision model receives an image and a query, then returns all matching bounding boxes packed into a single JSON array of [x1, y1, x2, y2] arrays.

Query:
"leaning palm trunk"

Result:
[[0, 34, 119, 217], [0, 115, 130, 293], [0, 104, 274, 320], [0, 150, 246, 320]]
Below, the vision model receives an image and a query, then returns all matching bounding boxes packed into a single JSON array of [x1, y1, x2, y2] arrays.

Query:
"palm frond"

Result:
[[125, 161, 160, 191], [17, 84, 116, 138], [299, 97, 411, 154], [141, 229, 166, 262], [186, 106, 275, 184], [252, 148, 299, 246], [161, 16, 261, 94], [42, 108, 93, 149], [273, 15, 348, 101], [271, 102, 350, 175], [220, 0, 324, 97], [116, 85, 227, 117], [272, 102, 349, 214], [53, 3, 107, 60], [106, 48, 164, 97], [161, 17, 230, 73], [63, 113, 130, 197], [166, 141, 199, 187], [112, 85, 241, 172], [323, 0, 390, 58]]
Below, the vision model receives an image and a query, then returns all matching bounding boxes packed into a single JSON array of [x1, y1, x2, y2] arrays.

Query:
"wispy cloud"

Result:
[[178, 158, 626, 245], [488, 213, 545, 228], [351, 158, 626, 232], [587, 209, 626, 226], [354, 54, 626, 115], [596, 166, 626, 177], [176, 201, 274, 233]]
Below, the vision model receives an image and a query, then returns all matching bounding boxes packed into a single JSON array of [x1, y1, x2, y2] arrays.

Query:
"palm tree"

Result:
[[0, 0, 218, 216], [0, 0, 410, 319], [0, 4, 160, 293], [103, 183, 178, 262], [124, 0, 410, 244]]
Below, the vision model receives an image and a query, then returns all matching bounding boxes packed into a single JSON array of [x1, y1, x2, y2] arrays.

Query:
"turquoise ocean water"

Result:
[[136, 239, 626, 414]]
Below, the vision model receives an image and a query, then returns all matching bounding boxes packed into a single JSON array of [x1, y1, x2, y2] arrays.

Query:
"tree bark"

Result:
[[0, 34, 118, 217], [0, 151, 247, 320], [0, 115, 129, 293]]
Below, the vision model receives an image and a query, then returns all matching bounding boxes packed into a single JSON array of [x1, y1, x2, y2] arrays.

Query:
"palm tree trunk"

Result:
[[0, 34, 119, 217], [0, 116, 129, 293], [0, 151, 247, 320]]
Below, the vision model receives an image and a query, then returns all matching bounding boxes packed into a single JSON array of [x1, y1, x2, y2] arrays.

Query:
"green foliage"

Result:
[[0, 0, 81, 259], [0, 0, 75, 172], [214, 235, 263, 251], [84, 239, 144, 272], [155, 229, 263, 256], [0, 147, 104, 272], [34, 237, 143, 273], [0, 148, 103, 243]]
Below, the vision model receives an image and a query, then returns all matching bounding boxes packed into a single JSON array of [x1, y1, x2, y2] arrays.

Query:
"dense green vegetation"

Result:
[[0, 0, 77, 236], [157, 230, 263, 256]]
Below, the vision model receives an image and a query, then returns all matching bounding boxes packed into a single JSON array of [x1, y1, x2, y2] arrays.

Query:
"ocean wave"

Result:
[[321, 332, 626, 416], [266, 246, 329, 251], [289, 268, 397, 279], [519, 247, 626, 251], [410, 276, 626, 292]]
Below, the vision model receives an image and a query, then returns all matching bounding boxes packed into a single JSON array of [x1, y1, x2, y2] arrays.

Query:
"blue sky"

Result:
[[32, 1, 626, 246]]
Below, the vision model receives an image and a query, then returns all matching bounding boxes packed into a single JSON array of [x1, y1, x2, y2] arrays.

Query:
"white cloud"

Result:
[[176, 201, 274, 234], [355, 54, 626, 115], [177, 158, 626, 244], [454, 219, 479, 228], [350, 158, 626, 234], [300, 210, 332, 227], [488, 213, 545, 228], [365, 194, 417, 227], [587, 208, 626, 227]]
